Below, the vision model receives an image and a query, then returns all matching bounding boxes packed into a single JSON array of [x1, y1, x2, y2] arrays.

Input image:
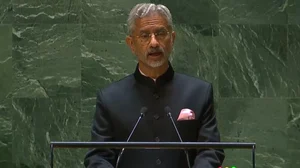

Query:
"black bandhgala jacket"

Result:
[[84, 63, 225, 168]]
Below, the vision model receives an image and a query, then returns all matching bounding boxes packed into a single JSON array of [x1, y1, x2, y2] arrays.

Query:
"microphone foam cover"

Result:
[[164, 106, 171, 114], [140, 107, 148, 116]]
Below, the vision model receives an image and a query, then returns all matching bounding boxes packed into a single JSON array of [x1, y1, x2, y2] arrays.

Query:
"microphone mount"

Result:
[[165, 106, 191, 168], [115, 107, 148, 168]]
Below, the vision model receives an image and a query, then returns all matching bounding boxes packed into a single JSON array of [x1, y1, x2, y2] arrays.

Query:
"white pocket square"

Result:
[[177, 108, 195, 121]]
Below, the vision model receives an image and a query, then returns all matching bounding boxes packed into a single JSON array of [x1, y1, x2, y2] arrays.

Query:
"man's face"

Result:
[[126, 13, 176, 68]]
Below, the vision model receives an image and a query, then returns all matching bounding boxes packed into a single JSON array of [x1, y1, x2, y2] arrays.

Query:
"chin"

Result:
[[146, 59, 167, 68], [140, 54, 169, 68]]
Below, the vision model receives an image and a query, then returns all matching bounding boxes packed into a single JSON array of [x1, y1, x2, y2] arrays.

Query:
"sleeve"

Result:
[[192, 84, 225, 168], [84, 90, 116, 168]]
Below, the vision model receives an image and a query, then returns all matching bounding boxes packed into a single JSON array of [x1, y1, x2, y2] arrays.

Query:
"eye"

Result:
[[139, 33, 149, 38], [156, 30, 167, 36]]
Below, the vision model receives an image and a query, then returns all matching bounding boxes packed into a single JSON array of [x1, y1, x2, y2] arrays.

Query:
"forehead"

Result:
[[134, 13, 169, 32]]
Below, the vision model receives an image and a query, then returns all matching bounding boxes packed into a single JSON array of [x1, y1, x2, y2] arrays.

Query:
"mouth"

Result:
[[148, 52, 163, 57]]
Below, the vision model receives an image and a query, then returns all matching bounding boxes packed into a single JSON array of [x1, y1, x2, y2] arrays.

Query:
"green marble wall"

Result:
[[0, 0, 299, 168]]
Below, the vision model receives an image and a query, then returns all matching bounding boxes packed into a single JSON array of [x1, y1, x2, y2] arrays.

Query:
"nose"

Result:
[[149, 34, 159, 47]]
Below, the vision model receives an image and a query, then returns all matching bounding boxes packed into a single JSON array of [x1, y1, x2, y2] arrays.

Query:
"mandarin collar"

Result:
[[134, 62, 174, 89]]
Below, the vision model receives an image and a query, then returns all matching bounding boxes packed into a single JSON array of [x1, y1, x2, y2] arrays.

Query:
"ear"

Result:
[[126, 36, 136, 54], [171, 31, 176, 46]]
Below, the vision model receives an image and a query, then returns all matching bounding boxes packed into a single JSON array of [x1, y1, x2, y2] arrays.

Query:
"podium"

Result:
[[50, 141, 256, 168]]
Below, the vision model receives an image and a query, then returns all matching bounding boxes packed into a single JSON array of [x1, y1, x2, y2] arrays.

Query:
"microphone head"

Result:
[[140, 107, 148, 117], [164, 106, 172, 116]]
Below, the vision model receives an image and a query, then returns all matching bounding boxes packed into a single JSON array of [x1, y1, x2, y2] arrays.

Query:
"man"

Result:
[[84, 3, 225, 168]]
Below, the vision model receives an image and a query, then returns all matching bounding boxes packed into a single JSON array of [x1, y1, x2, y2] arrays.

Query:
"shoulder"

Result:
[[174, 72, 212, 89], [97, 74, 135, 97]]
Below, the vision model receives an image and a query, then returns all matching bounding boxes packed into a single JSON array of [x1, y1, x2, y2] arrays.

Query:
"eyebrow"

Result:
[[139, 30, 150, 34]]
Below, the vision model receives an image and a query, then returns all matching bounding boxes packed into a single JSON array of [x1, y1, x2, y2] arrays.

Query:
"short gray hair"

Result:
[[127, 3, 173, 35]]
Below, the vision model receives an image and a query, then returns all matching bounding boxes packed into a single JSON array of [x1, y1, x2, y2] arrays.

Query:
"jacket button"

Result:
[[156, 159, 161, 165], [153, 93, 159, 99], [153, 114, 159, 120], [155, 137, 160, 142]]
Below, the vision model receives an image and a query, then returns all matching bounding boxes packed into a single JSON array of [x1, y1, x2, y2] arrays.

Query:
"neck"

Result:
[[138, 61, 169, 79]]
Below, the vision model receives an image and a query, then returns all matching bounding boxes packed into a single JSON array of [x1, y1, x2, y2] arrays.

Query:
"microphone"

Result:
[[115, 107, 148, 168], [164, 106, 191, 168]]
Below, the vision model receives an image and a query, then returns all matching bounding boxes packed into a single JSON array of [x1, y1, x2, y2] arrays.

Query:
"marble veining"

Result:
[[12, 0, 81, 24], [82, 0, 149, 24], [219, 0, 288, 24], [218, 24, 288, 98], [288, 0, 300, 24], [287, 25, 300, 97], [12, 24, 81, 98], [287, 99, 300, 167], [151, 0, 219, 24], [0, 0, 13, 23], [12, 97, 85, 168], [0, 25, 13, 167], [217, 98, 290, 168]]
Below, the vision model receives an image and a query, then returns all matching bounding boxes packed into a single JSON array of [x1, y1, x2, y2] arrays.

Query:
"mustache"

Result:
[[147, 47, 164, 55]]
